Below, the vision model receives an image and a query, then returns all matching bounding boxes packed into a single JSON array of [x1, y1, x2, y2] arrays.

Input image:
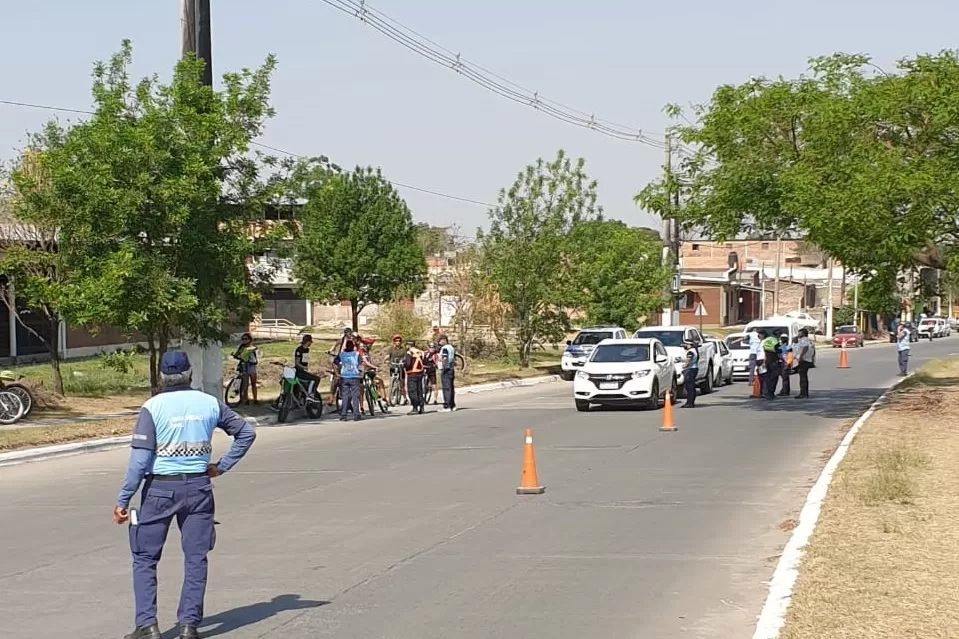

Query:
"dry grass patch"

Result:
[[0, 417, 135, 451], [780, 358, 959, 638]]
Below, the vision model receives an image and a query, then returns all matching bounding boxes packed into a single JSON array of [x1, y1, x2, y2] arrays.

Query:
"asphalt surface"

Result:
[[1, 339, 952, 638]]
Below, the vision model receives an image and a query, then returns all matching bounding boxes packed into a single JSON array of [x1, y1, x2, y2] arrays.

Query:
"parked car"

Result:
[[632, 325, 719, 396], [832, 325, 864, 348], [572, 338, 678, 411], [724, 334, 752, 382], [561, 325, 628, 381], [916, 318, 939, 340], [783, 311, 822, 334], [704, 336, 734, 385]]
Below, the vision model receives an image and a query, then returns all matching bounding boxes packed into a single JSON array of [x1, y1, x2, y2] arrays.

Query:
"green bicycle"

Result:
[[363, 370, 390, 416]]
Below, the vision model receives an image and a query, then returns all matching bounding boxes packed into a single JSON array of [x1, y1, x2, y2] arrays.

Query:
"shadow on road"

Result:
[[173, 594, 329, 638], [705, 385, 899, 420]]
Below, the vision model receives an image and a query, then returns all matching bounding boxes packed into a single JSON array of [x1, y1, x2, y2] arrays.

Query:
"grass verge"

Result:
[[0, 417, 134, 452], [780, 357, 959, 638]]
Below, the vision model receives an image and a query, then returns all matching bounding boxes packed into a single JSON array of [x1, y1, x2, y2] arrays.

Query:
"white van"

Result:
[[742, 319, 813, 370]]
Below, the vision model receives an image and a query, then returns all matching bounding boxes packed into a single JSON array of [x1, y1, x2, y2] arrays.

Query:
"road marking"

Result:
[[751, 373, 913, 639]]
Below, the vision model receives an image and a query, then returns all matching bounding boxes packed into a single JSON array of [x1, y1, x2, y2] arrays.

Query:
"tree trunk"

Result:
[[147, 334, 160, 395], [48, 318, 64, 395], [350, 299, 360, 332]]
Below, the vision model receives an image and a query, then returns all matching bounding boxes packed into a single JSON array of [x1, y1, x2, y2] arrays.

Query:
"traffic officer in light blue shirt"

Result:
[[114, 351, 256, 639], [681, 339, 699, 408]]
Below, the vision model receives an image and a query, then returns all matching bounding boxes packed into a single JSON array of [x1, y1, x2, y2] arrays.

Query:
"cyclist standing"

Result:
[[424, 342, 439, 405], [403, 341, 426, 415], [357, 338, 385, 413], [293, 334, 321, 402], [231, 332, 258, 404], [387, 335, 408, 406]]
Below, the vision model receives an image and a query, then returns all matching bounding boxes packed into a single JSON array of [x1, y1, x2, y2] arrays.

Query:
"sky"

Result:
[[2, 0, 958, 235]]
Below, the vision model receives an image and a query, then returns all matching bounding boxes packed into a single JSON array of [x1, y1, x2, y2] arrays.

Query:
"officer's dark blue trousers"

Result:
[[130, 475, 215, 628], [441, 369, 455, 409], [683, 367, 698, 406]]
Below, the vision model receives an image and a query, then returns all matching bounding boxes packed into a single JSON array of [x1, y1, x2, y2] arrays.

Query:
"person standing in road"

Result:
[[681, 340, 699, 408], [897, 323, 912, 376], [387, 335, 408, 406], [231, 333, 258, 404], [114, 352, 256, 639], [778, 334, 793, 397], [762, 332, 781, 399], [403, 341, 426, 415], [334, 340, 362, 421], [747, 327, 762, 385], [795, 328, 814, 399], [438, 334, 457, 412]]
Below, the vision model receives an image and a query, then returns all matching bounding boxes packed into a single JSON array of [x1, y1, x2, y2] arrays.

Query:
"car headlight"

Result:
[[632, 370, 651, 378], [575, 371, 589, 380]]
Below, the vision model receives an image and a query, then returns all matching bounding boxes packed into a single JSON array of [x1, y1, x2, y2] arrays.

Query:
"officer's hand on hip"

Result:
[[113, 506, 129, 525], [206, 463, 222, 478]]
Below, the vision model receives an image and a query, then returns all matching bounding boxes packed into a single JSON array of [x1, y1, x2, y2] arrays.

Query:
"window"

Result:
[[691, 243, 700, 252], [655, 344, 667, 359], [761, 242, 769, 250], [634, 330, 685, 347], [572, 331, 613, 346], [590, 344, 650, 363], [689, 329, 702, 342]]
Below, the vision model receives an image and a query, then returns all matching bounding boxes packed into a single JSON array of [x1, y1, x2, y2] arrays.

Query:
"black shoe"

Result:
[[795, 394, 808, 399], [178, 626, 200, 639], [681, 403, 694, 408], [339, 416, 347, 421], [407, 409, 418, 415], [418, 407, 425, 414], [353, 416, 362, 422], [125, 625, 161, 639]]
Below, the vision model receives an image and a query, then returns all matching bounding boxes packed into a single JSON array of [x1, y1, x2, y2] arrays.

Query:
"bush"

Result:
[[374, 303, 430, 345], [832, 306, 855, 329], [98, 350, 140, 375]]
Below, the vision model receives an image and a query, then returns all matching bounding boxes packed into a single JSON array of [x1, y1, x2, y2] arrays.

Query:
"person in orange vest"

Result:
[[403, 341, 426, 414]]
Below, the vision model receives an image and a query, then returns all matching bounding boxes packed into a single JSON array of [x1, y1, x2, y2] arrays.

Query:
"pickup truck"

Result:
[[632, 325, 719, 397]]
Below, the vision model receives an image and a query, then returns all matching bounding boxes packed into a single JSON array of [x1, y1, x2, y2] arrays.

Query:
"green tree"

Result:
[[638, 51, 959, 278], [478, 150, 601, 367], [291, 165, 426, 331], [571, 220, 669, 331], [25, 42, 280, 391]]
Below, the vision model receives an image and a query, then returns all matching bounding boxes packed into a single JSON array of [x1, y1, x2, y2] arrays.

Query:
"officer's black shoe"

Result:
[[124, 624, 161, 639], [178, 626, 200, 639]]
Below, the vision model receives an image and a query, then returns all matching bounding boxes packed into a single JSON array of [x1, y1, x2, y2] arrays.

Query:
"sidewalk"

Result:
[[774, 358, 959, 638]]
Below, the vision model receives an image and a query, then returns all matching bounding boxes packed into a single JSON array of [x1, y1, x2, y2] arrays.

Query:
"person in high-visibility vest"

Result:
[[779, 334, 794, 397], [403, 341, 426, 414], [762, 332, 780, 398]]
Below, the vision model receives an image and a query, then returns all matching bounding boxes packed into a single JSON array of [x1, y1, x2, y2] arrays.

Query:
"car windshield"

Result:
[[572, 331, 613, 346], [590, 344, 650, 363], [836, 326, 857, 334], [634, 330, 684, 347], [748, 325, 790, 339], [921, 319, 936, 326], [726, 335, 747, 349]]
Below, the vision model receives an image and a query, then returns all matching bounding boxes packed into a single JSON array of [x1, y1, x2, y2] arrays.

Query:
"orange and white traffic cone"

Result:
[[838, 343, 850, 369], [516, 429, 546, 495], [752, 374, 762, 398], [660, 391, 677, 432]]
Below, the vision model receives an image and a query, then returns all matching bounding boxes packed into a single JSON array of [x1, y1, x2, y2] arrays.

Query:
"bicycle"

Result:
[[388, 362, 405, 406], [223, 362, 251, 408], [0, 370, 35, 418], [363, 370, 389, 416], [0, 389, 25, 425]]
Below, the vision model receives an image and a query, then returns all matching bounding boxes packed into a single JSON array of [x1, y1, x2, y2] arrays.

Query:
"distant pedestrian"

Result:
[[438, 334, 457, 411], [747, 327, 763, 384], [335, 340, 362, 421], [114, 352, 256, 639], [795, 328, 814, 399], [778, 334, 793, 396], [681, 340, 699, 408], [896, 323, 911, 376], [403, 341, 426, 414]]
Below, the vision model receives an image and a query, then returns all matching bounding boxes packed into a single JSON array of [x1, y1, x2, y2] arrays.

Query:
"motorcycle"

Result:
[[273, 364, 323, 423]]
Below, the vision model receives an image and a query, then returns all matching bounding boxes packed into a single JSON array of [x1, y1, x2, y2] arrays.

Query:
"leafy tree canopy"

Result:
[[637, 51, 959, 277], [291, 164, 426, 330]]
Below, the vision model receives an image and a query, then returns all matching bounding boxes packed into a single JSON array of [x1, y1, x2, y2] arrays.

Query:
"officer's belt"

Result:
[[151, 472, 208, 481]]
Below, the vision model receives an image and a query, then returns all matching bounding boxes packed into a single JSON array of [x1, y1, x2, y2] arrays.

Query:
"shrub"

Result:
[[374, 303, 430, 345]]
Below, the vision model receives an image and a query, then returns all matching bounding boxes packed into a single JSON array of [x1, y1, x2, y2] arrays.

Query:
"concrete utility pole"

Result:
[[180, 0, 212, 87], [661, 132, 674, 326], [773, 235, 783, 315], [825, 258, 835, 339]]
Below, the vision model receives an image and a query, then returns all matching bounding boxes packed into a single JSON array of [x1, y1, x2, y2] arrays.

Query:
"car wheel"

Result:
[[669, 380, 679, 403], [575, 399, 590, 412], [700, 365, 714, 394], [647, 381, 660, 410], [561, 371, 574, 381]]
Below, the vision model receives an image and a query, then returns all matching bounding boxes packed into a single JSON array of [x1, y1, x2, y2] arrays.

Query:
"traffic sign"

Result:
[[671, 273, 681, 293], [694, 302, 707, 317]]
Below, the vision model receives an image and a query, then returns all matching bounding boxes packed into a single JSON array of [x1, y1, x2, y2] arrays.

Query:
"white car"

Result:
[[705, 337, 734, 385], [572, 338, 678, 412], [632, 325, 718, 396], [724, 334, 752, 381], [782, 311, 822, 334], [561, 325, 628, 381]]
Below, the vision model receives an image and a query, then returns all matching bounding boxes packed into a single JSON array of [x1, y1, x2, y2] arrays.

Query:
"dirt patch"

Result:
[[779, 518, 799, 532], [0, 417, 135, 451], [780, 358, 959, 638]]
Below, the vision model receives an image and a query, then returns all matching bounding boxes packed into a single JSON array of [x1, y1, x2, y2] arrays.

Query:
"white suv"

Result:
[[572, 338, 678, 411], [561, 325, 628, 381]]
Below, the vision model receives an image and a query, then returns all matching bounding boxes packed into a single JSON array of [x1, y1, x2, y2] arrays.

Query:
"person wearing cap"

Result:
[[778, 334, 794, 397], [438, 334, 457, 411], [387, 334, 408, 406], [424, 342, 440, 405], [114, 352, 256, 639], [403, 340, 426, 414], [795, 328, 814, 398], [681, 340, 699, 408], [761, 331, 781, 399]]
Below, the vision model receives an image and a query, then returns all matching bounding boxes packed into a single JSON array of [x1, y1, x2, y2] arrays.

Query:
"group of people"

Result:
[[747, 327, 815, 399]]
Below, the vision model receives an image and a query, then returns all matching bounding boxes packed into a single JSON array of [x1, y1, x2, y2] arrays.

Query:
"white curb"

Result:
[[0, 376, 560, 468], [751, 373, 913, 639]]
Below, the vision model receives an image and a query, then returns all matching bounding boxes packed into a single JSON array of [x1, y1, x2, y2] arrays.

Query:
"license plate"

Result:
[[733, 365, 746, 371], [598, 382, 618, 390]]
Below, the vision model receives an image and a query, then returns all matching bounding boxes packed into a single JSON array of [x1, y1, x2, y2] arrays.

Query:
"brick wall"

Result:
[[680, 240, 828, 271], [678, 285, 723, 327], [762, 281, 813, 316]]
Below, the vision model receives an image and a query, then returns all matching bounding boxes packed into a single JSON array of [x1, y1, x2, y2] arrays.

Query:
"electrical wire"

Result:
[[0, 98, 494, 207], [316, 0, 668, 148]]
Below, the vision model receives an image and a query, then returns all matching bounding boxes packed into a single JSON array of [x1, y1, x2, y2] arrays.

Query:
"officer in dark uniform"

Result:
[[403, 340, 426, 414], [114, 351, 256, 639], [681, 339, 699, 408]]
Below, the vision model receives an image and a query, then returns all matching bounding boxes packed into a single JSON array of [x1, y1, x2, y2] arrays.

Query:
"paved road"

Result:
[[1, 340, 951, 638]]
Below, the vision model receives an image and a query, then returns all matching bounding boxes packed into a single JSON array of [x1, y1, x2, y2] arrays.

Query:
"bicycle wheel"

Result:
[[389, 374, 402, 406], [224, 375, 243, 408], [0, 390, 24, 425], [365, 385, 376, 416], [4, 382, 34, 417], [454, 353, 467, 373]]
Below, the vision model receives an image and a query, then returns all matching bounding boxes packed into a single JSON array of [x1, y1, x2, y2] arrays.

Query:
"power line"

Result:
[[316, 0, 668, 148], [0, 98, 494, 208]]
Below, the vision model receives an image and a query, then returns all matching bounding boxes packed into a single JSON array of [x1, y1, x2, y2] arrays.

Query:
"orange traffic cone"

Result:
[[660, 391, 677, 432], [838, 344, 850, 369], [516, 429, 546, 495], [752, 374, 762, 398]]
